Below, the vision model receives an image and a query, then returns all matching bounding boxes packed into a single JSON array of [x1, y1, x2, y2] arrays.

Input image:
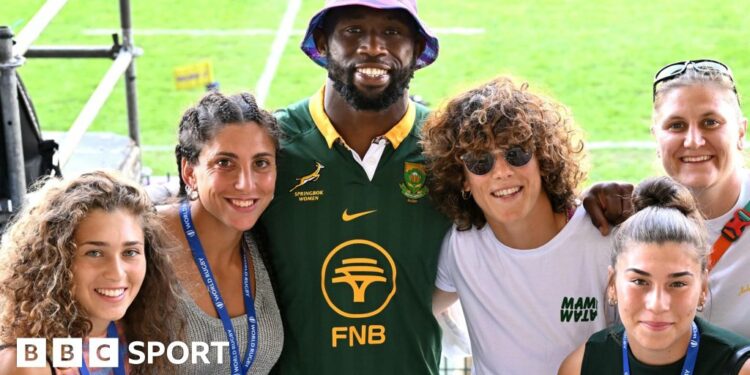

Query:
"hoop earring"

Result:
[[186, 186, 199, 201], [738, 139, 744, 150], [461, 190, 471, 200], [697, 304, 705, 312]]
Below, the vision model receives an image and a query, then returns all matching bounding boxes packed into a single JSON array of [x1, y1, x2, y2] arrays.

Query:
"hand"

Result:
[[582, 182, 634, 236]]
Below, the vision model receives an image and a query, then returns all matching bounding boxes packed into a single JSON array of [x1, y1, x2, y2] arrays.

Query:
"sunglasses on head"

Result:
[[652, 59, 736, 101], [460, 146, 532, 175]]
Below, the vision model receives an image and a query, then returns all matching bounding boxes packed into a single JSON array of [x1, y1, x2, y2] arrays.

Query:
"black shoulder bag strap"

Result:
[[724, 345, 750, 375]]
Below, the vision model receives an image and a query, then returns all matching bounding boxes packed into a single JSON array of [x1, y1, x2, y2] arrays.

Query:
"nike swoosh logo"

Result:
[[342, 209, 377, 222]]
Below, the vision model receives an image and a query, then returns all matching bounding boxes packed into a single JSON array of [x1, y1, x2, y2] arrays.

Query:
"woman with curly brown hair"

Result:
[[423, 77, 612, 374], [0, 170, 182, 374]]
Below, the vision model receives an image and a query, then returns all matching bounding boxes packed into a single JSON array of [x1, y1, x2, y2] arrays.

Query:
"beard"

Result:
[[327, 59, 416, 111]]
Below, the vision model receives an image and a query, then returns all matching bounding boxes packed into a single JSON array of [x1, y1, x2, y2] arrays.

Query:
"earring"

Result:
[[186, 185, 199, 201], [697, 303, 705, 312], [738, 139, 744, 150], [461, 190, 471, 200], [607, 297, 617, 306]]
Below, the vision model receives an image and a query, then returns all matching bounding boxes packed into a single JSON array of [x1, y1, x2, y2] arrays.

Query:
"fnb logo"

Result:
[[332, 258, 386, 303], [322, 240, 396, 348], [560, 296, 598, 322], [321, 239, 396, 319]]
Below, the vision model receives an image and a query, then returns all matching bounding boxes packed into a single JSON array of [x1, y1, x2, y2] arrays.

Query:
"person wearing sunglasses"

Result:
[[422, 77, 612, 374], [583, 58, 750, 339], [559, 176, 750, 375]]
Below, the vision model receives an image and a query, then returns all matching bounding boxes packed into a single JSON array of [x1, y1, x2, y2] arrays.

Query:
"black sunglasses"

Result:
[[652, 59, 737, 101], [460, 146, 532, 175]]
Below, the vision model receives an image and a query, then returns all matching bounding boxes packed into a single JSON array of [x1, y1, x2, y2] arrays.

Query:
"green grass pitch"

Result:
[[4, 0, 750, 185]]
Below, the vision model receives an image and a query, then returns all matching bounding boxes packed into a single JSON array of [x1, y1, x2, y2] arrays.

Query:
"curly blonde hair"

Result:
[[0, 170, 182, 374], [421, 77, 586, 230]]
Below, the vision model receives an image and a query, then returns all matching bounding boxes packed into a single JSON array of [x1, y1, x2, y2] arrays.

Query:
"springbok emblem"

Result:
[[289, 162, 325, 192]]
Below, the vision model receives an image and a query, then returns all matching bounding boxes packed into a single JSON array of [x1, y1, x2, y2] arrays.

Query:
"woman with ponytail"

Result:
[[159, 91, 283, 374], [561, 176, 750, 374]]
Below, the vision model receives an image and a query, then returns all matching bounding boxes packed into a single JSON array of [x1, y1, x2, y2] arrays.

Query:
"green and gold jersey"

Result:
[[262, 88, 451, 374]]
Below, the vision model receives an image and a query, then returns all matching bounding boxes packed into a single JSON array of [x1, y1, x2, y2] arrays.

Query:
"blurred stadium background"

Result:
[[4, 0, 750, 184], [4, 0, 750, 373]]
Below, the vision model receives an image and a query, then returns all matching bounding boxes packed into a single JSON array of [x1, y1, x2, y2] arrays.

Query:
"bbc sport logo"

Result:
[[16, 338, 230, 367]]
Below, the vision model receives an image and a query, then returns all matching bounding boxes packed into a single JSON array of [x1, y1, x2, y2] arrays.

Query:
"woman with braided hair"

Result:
[[158, 91, 283, 374]]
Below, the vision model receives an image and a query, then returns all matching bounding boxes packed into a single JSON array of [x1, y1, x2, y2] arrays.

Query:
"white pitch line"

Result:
[[14, 0, 69, 56], [83, 28, 278, 36], [587, 141, 655, 150], [142, 140, 655, 152], [82, 28, 486, 37], [255, 0, 301, 107]]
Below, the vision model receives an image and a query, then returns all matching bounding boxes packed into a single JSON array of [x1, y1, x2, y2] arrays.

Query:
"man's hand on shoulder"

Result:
[[582, 181, 634, 236]]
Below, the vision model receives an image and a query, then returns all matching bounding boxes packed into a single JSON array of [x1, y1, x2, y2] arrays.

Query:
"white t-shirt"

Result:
[[435, 207, 612, 375], [700, 169, 750, 338]]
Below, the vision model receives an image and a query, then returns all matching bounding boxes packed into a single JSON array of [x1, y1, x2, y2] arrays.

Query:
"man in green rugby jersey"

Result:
[[260, 0, 451, 373]]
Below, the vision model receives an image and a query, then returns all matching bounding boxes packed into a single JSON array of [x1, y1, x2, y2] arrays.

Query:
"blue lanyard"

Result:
[[622, 321, 700, 375], [79, 321, 126, 375], [179, 201, 258, 375]]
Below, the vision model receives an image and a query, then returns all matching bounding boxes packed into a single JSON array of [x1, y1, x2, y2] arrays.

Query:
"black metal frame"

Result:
[[0, 0, 141, 223]]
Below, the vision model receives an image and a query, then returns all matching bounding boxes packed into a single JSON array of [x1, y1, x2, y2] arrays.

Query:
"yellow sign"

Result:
[[173, 60, 213, 90]]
